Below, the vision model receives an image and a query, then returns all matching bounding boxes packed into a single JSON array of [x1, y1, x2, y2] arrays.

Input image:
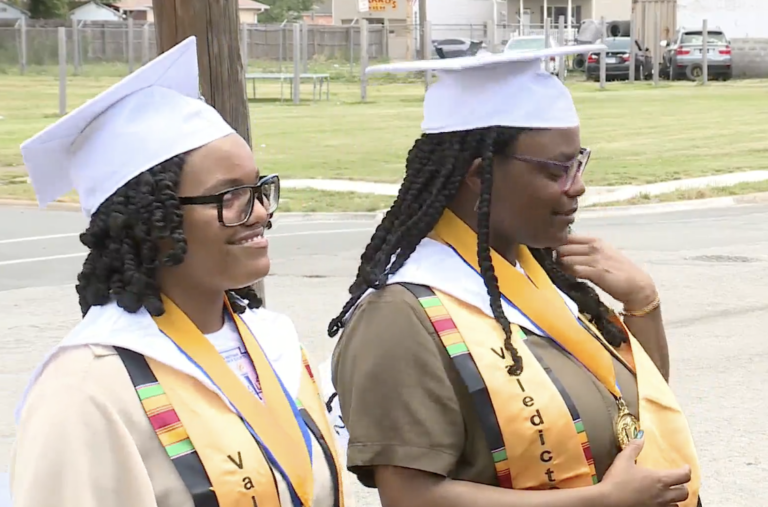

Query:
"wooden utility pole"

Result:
[[152, 0, 266, 304]]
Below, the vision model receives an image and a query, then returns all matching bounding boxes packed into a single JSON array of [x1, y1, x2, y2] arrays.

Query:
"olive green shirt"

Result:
[[332, 284, 639, 488]]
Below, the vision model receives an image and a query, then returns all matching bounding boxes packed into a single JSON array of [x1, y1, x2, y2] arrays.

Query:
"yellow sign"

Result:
[[369, 0, 398, 12]]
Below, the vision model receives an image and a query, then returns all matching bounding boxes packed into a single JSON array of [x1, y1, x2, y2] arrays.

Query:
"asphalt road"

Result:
[[2, 203, 768, 507]]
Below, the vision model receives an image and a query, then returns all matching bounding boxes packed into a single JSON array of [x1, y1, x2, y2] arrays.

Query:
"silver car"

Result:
[[660, 27, 733, 81], [504, 35, 566, 77]]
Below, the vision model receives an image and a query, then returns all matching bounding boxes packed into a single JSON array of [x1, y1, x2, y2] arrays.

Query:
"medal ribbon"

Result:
[[432, 209, 623, 400], [153, 294, 314, 507]]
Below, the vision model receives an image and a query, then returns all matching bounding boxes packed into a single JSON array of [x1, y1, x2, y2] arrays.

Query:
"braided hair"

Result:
[[328, 127, 626, 375], [76, 154, 262, 317]]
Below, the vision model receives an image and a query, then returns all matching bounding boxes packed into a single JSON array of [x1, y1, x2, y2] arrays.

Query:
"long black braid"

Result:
[[76, 154, 262, 317], [328, 126, 626, 375]]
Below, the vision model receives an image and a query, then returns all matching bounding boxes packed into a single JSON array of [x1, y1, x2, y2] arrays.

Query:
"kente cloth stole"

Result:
[[117, 346, 344, 507], [116, 297, 343, 507], [405, 209, 700, 504]]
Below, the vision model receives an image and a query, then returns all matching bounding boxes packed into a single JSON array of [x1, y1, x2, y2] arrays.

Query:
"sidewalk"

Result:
[[282, 171, 768, 207]]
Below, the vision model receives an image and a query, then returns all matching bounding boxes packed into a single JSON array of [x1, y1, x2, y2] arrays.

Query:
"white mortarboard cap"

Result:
[[366, 44, 607, 134], [20, 36, 236, 218]]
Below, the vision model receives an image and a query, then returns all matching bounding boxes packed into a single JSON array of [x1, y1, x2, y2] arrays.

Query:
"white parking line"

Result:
[[0, 227, 374, 267], [0, 233, 79, 245], [0, 252, 86, 266]]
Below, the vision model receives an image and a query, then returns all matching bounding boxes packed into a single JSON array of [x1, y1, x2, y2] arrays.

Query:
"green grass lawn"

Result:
[[1, 71, 768, 210]]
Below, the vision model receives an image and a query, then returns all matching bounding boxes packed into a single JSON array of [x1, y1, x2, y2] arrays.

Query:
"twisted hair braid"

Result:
[[76, 154, 262, 317], [329, 126, 626, 374]]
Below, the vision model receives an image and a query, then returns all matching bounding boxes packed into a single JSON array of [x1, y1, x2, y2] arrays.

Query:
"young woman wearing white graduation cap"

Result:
[[326, 46, 702, 507], [11, 36, 343, 507]]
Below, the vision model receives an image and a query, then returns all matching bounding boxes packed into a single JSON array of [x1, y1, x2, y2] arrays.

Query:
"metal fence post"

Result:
[[423, 20, 432, 89], [702, 19, 708, 84], [557, 16, 566, 82], [241, 23, 249, 70], [19, 16, 27, 75], [599, 16, 606, 89], [72, 19, 81, 75], [127, 17, 135, 73], [360, 19, 369, 101], [142, 23, 150, 64], [58, 27, 67, 116], [653, 11, 660, 86], [301, 22, 309, 72], [292, 23, 301, 104], [629, 12, 636, 82]]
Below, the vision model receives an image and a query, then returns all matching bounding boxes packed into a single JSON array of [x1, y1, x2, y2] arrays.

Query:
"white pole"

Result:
[[567, 0, 572, 41]]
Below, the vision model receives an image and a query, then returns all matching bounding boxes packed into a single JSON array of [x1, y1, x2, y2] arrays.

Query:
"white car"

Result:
[[504, 35, 566, 77]]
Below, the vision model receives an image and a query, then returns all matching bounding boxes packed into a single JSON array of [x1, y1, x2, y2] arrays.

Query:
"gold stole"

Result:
[[297, 347, 346, 507], [147, 295, 338, 506], [429, 210, 700, 502]]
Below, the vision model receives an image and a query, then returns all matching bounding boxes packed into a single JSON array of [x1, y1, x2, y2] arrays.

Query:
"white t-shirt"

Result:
[[205, 315, 263, 400]]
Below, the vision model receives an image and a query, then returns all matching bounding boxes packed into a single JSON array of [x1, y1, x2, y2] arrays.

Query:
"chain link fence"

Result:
[[0, 19, 492, 81]]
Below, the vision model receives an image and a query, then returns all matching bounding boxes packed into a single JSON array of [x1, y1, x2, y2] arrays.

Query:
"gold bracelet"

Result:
[[621, 293, 661, 318]]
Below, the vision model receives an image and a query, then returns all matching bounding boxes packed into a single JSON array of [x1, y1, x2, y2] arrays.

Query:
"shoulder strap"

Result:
[[399, 282, 513, 488], [115, 347, 219, 507]]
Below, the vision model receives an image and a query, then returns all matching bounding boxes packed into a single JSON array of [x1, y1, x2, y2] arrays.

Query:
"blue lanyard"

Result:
[[164, 317, 313, 507], [446, 244, 623, 395]]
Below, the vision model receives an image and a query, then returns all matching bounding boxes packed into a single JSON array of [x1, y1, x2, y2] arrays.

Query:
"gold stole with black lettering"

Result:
[[141, 295, 341, 506], [412, 210, 700, 502]]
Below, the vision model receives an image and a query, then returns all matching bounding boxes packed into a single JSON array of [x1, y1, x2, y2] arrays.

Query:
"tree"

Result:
[[258, 0, 315, 23], [29, 0, 68, 18]]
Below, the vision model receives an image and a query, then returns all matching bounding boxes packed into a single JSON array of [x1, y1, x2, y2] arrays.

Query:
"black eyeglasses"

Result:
[[510, 147, 591, 192], [178, 174, 280, 227]]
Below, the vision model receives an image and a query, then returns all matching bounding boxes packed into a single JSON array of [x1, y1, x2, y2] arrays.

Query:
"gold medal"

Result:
[[615, 398, 641, 450]]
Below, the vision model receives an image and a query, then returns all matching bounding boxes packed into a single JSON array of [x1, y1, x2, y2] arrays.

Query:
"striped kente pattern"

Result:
[[136, 381, 196, 459], [414, 292, 513, 489], [518, 328, 599, 485], [301, 347, 316, 383]]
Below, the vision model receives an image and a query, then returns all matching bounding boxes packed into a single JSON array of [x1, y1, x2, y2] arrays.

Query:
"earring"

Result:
[[474, 199, 479, 212]]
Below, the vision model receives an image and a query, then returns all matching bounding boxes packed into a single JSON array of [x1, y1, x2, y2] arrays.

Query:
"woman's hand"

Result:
[[601, 436, 692, 506], [555, 234, 657, 310]]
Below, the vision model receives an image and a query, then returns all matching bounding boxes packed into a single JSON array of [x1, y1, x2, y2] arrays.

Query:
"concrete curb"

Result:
[[579, 192, 768, 218]]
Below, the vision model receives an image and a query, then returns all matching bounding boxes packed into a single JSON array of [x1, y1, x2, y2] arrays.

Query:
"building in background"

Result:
[[0, 0, 28, 20], [506, 0, 631, 32], [304, 0, 333, 25], [111, 0, 269, 23], [236, 0, 271, 23], [69, 1, 122, 21]]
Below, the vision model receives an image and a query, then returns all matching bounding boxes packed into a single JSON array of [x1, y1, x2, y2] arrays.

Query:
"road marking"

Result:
[[0, 233, 79, 245], [0, 252, 86, 267], [0, 227, 373, 266], [0, 222, 375, 245]]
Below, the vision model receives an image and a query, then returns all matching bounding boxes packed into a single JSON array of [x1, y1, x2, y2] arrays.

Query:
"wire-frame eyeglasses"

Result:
[[509, 147, 591, 192]]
